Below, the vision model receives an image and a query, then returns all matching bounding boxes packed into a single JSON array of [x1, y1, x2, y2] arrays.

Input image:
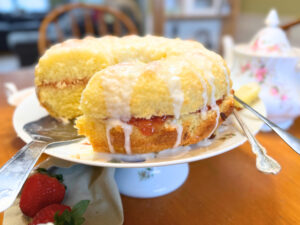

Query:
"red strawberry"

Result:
[[29, 200, 90, 225], [20, 169, 66, 217], [29, 204, 71, 225]]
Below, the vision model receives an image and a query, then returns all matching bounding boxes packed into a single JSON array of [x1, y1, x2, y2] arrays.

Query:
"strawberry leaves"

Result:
[[54, 200, 90, 225], [37, 168, 64, 183]]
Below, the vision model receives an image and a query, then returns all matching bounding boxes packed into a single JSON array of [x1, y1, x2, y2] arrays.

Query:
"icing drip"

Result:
[[195, 50, 231, 95], [168, 75, 184, 119], [101, 62, 144, 154], [122, 123, 133, 154], [165, 67, 184, 148], [149, 61, 185, 148], [172, 122, 183, 148], [206, 68, 220, 138], [192, 53, 222, 137], [106, 123, 115, 153], [105, 119, 133, 154], [191, 66, 209, 117]]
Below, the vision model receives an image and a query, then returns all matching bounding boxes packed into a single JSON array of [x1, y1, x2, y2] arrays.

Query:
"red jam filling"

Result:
[[127, 97, 227, 136], [128, 115, 172, 136]]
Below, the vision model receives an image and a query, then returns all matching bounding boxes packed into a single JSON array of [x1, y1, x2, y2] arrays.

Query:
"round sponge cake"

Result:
[[35, 35, 234, 154]]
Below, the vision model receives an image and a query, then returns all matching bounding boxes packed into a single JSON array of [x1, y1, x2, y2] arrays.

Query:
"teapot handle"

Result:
[[222, 35, 234, 68], [281, 19, 300, 32], [296, 60, 300, 72]]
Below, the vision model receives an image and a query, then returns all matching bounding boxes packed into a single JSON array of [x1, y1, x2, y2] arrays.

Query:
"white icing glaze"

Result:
[[101, 62, 144, 154], [101, 62, 144, 121], [122, 123, 133, 154], [196, 138, 214, 147], [105, 121, 115, 153]]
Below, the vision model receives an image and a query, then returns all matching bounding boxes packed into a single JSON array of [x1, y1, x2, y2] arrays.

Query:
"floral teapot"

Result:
[[223, 9, 300, 130]]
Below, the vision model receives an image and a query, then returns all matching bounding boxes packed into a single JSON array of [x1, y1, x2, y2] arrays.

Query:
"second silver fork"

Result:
[[233, 110, 281, 174]]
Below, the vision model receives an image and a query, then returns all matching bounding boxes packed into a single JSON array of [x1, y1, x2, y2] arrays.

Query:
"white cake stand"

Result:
[[13, 94, 265, 198], [115, 164, 189, 198]]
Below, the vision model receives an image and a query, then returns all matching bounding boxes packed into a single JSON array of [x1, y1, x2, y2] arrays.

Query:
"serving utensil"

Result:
[[0, 116, 83, 212], [234, 96, 300, 154], [233, 110, 281, 174]]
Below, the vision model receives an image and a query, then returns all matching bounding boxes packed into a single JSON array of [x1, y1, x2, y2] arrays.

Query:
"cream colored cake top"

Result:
[[35, 35, 231, 119]]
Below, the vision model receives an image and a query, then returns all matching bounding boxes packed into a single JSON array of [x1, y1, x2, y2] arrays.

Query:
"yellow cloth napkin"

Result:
[[3, 157, 123, 225]]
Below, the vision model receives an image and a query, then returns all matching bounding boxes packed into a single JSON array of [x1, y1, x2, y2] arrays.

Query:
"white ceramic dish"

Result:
[[13, 93, 265, 168]]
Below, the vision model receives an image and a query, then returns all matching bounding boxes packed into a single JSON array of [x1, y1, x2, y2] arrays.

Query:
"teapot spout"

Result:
[[222, 35, 234, 68]]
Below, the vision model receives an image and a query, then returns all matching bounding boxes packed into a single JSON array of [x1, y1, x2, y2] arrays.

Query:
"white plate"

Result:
[[13, 94, 265, 168]]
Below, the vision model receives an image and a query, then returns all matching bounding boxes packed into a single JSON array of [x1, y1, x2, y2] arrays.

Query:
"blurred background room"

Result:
[[0, 0, 299, 73]]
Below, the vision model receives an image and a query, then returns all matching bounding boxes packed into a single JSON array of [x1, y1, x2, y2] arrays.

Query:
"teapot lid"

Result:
[[248, 9, 291, 55]]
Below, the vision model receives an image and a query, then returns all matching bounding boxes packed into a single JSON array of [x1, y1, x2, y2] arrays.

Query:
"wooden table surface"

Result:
[[1, 68, 300, 225]]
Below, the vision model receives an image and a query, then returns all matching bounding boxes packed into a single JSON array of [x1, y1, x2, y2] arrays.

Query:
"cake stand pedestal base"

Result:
[[114, 163, 189, 198]]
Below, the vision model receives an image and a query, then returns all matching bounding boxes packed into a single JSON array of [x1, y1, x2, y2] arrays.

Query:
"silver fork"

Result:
[[234, 95, 300, 154], [233, 110, 281, 174], [0, 116, 84, 212]]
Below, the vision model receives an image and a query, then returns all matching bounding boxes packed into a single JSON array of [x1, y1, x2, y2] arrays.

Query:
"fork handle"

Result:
[[233, 110, 262, 155], [0, 141, 49, 212], [233, 110, 281, 174], [234, 96, 300, 155]]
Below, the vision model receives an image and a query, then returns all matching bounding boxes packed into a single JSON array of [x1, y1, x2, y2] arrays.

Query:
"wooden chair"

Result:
[[38, 3, 138, 54]]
